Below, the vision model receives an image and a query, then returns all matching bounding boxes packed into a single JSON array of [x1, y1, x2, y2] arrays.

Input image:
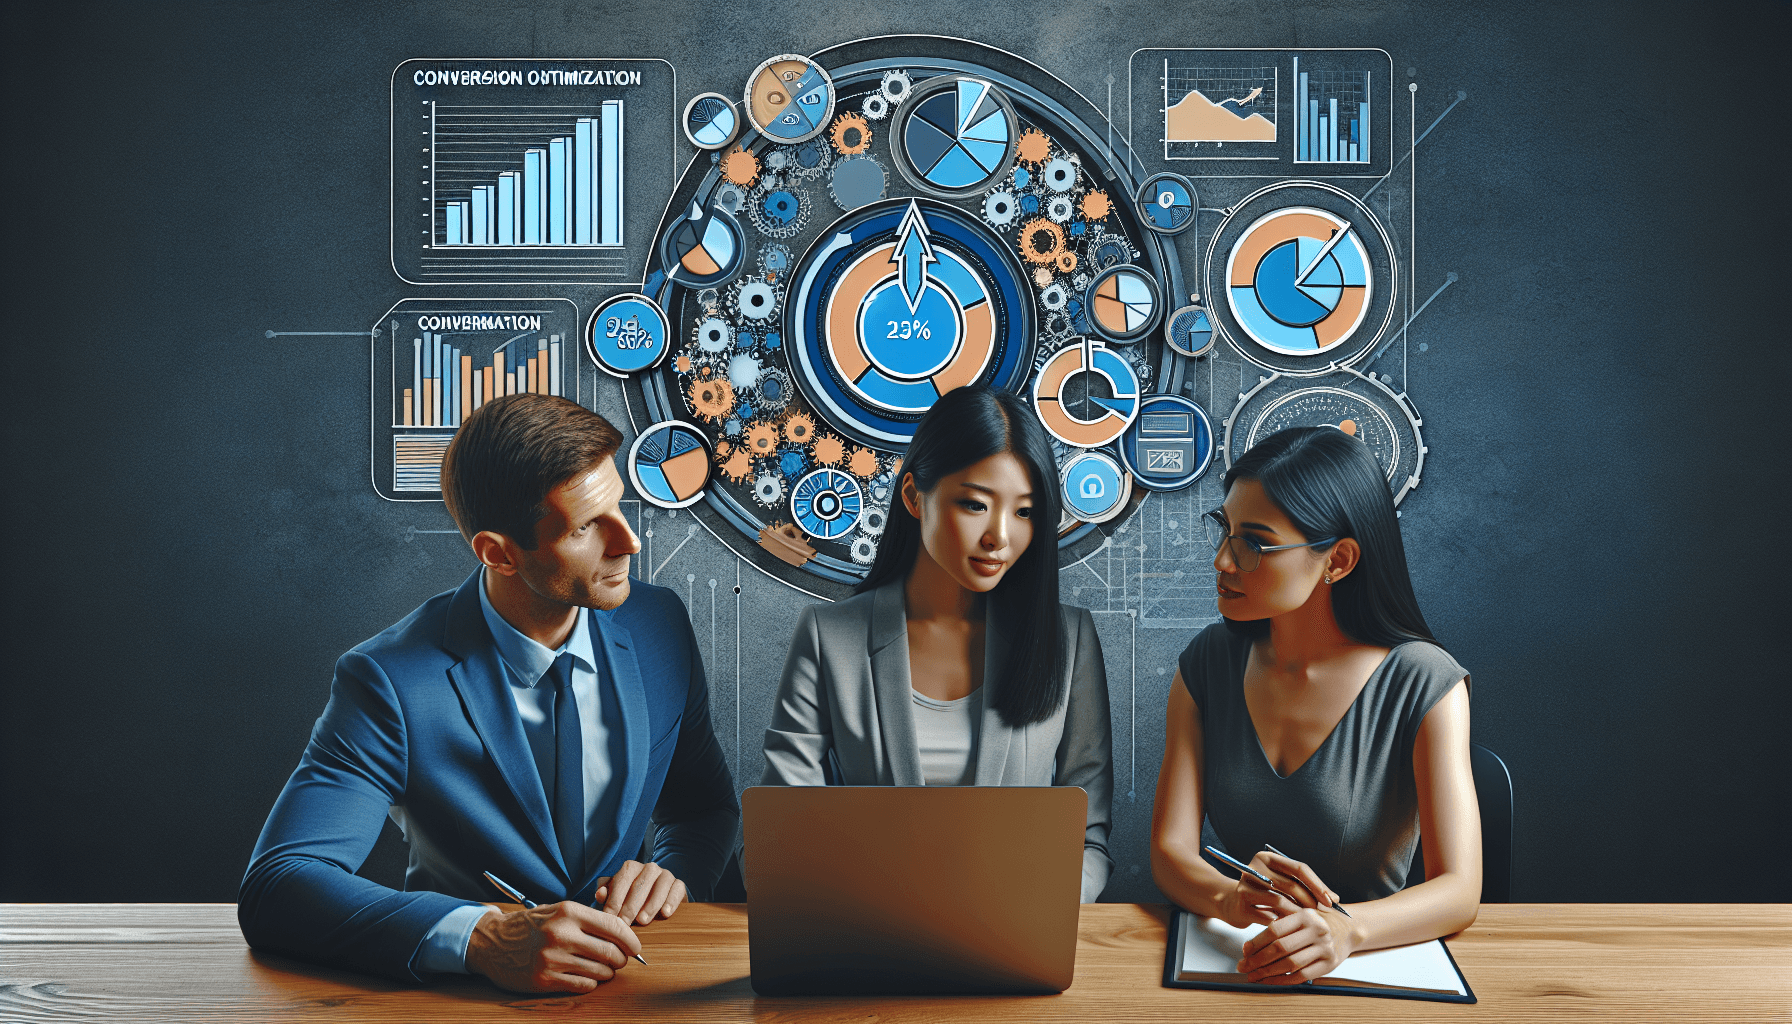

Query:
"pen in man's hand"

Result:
[[483, 869, 649, 965], [1262, 844, 1353, 918]]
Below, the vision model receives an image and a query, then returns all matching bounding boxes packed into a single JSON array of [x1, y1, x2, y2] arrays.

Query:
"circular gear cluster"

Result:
[[686, 375, 736, 421], [879, 69, 913, 104], [748, 186, 811, 239], [720, 146, 760, 188], [1018, 217, 1066, 265], [731, 276, 781, 321]]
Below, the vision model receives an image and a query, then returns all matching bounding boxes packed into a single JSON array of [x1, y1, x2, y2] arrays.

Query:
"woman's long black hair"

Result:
[[855, 385, 1066, 726], [1221, 426, 1440, 649]]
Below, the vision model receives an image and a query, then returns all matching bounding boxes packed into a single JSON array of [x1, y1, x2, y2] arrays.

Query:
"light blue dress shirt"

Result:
[[409, 571, 627, 975]]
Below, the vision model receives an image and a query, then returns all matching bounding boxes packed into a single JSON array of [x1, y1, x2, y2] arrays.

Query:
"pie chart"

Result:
[[1226, 206, 1371, 355], [1086, 265, 1162, 343], [660, 201, 743, 287], [683, 93, 739, 150], [745, 54, 835, 144], [628, 421, 711, 509], [1165, 304, 1215, 357], [897, 76, 1015, 196]]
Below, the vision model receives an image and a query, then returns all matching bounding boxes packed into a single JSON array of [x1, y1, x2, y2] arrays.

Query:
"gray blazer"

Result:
[[761, 580, 1114, 901]]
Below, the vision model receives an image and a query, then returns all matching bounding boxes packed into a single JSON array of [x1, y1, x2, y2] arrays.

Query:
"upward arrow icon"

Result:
[[890, 199, 938, 314]]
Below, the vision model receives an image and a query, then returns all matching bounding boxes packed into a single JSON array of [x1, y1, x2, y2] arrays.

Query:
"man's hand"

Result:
[[593, 860, 687, 926], [465, 902, 642, 994]]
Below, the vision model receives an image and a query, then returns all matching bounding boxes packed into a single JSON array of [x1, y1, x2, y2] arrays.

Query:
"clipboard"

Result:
[[1162, 908, 1477, 1004]]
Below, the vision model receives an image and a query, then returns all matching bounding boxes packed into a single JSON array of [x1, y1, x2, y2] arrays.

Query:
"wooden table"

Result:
[[3, 903, 1788, 1021]]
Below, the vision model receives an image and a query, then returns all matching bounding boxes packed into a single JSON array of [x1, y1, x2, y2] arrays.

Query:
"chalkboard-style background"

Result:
[[2, 0, 1787, 906]]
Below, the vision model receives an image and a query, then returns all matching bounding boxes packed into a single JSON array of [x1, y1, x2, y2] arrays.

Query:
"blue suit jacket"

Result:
[[239, 570, 739, 982]]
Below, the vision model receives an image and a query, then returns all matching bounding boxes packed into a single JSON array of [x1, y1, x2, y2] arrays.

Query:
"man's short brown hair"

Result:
[[440, 394, 624, 549]]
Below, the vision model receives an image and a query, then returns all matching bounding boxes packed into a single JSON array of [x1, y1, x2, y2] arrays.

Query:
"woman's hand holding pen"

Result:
[[1237, 851, 1363, 984]]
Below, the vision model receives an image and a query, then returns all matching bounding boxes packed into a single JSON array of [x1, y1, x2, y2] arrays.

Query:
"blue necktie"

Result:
[[545, 653, 585, 882]]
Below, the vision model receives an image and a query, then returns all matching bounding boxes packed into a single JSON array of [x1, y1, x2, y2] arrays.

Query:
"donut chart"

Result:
[[790, 467, 864, 539], [1227, 207, 1370, 355], [627, 420, 712, 508]]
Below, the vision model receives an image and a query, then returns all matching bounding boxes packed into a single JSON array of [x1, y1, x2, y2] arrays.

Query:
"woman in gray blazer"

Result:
[[761, 386, 1114, 902]]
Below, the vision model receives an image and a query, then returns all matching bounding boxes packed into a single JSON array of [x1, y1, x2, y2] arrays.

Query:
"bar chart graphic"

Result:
[[392, 59, 675, 284], [1162, 63, 1277, 157], [1295, 58, 1370, 164], [373, 299, 583, 501], [435, 102, 624, 247]]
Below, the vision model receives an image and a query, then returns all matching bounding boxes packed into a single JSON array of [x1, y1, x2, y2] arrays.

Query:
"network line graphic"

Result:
[[433, 102, 624, 247]]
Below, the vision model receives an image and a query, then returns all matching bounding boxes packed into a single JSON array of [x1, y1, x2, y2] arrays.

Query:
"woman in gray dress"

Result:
[[761, 385, 1114, 901], [1151, 426, 1479, 982]]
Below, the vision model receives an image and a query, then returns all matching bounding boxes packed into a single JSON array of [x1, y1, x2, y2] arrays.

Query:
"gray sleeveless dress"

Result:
[[1178, 623, 1469, 903]]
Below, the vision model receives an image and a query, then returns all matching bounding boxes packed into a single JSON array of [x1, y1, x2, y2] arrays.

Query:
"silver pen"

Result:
[[1262, 844, 1353, 918]]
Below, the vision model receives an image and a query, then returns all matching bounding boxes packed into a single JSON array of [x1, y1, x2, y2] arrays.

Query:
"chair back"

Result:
[[1403, 742, 1514, 902]]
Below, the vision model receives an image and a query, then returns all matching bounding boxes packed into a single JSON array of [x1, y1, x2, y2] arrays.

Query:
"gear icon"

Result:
[[718, 447, 753, 483], [686, 376, 736, 421], [727, 352, 762, 391], [1042, 156, 1076, 192], [745, 420, 780, 456], [790, 139, 831, 179], [812, 434, 846, 467], [674, 353, 694, 374], [860, 92, 890, 120], [1040, 282, 1068, 310], [1055, 250, 1078, 275], [983, 190, 1018, 227], [1081, 189, 1112, 220], [752, 472, 787, 507], [1016, 128, 1051, 165], [1046, 194, 1074, 224], [850, 536, 879, 565], [829, 155, 887, 212], [880, 70, 913, 104], [1033, 266, 1055, 288], [755, 366, 793, 412], [763, 147, 791, 172], [1018, 217, 1066, 265], [782, 410, 817, 446], [720, 146, 760, 188], [1042, 310, 1073, 339], [747, 185, 810, 239], [711, 181, 746, 216], [1089, 232, 1132, 271], [859, 506, 888, 537], [846, 445, 881, 479], [694, 317, 732, 352], [732, 276, 781, 321], [1071, 271, 1090, 292], [830, 112, 872, 154], [758, 242, 792, 282], [695, 286, 721, 312]]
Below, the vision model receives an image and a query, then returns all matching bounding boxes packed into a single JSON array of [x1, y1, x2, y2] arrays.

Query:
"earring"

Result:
[[1324, 572, 1334, 584]]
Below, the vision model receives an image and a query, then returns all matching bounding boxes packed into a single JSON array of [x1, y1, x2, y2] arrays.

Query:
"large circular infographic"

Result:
[[1223, 365, 1426, 505], [630, 39, 1180, 593], [1204, 180, 1398, 375]]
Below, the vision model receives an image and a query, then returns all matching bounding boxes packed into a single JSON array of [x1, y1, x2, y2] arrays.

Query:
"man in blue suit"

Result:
[[240, 394, 739, 992]]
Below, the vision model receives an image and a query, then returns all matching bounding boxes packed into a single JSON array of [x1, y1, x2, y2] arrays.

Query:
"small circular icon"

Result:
[[1060, 450, 1129, 523], [744, 54, 835, 144], [790, 467, 864, 539], [1164, 304, 1216, 357], [683, 92, 740, 150], [1118, 394, 1213, 492], [586, 293, 670, 378], [890, 75, 1017, 198], [1135, 171, 1197, 235], [1085, 265, 1163, 344], [661, 201, 745, 288], [628, 421, 712, 508], [1032, 337, 1141, 448]]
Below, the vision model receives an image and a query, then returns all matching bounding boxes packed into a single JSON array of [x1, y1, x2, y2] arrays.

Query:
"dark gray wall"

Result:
[[3, 0, 1786, 906]]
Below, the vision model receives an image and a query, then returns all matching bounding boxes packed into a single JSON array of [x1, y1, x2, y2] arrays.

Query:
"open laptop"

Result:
[[741, 785, 1087, 995]]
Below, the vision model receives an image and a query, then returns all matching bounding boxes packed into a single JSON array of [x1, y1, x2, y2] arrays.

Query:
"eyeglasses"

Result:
[[1202, 510, 1336, 573]]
